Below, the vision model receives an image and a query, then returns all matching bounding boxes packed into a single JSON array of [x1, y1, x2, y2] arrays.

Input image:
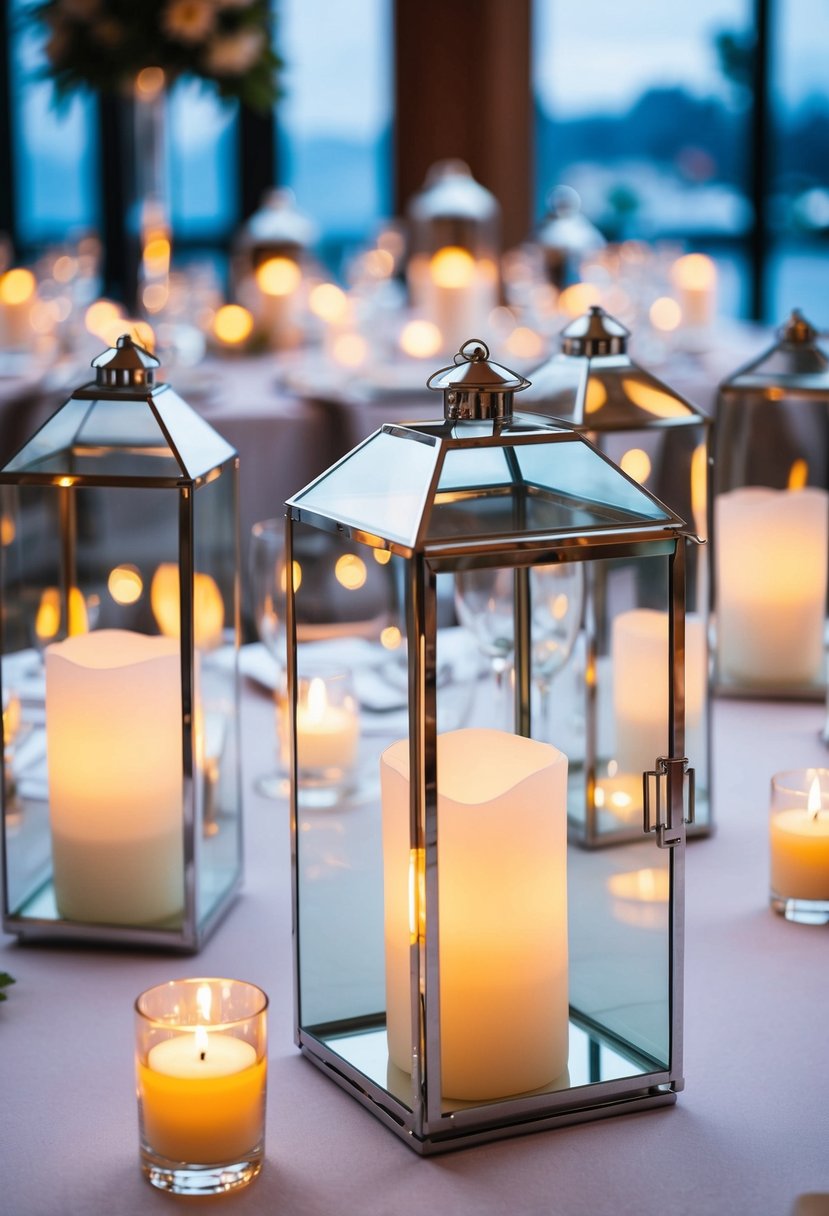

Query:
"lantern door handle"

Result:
[[643, 757, 694, 848]]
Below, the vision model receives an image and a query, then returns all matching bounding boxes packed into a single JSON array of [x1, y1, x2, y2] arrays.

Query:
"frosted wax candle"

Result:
[[715, 487, 828, 687], [45, 629, 183, 925], [611, 609, 706, 784], [381, 727, 568, 1101]]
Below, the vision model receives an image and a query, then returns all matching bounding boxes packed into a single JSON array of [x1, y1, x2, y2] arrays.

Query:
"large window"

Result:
[[275, 0, 393, 270], [768, 0, 829, 320], [533, 0, 754, 316]]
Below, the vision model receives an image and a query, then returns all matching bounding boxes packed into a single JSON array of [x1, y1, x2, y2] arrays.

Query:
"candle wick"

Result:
[[200, 1050, 206, 1061]]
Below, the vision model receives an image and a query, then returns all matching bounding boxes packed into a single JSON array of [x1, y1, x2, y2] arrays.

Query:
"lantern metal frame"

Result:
[[525, 306, 712, 845], [286, 341, 691, 1153], [713, 309, 829, 703], [0, 336, 243, 951]]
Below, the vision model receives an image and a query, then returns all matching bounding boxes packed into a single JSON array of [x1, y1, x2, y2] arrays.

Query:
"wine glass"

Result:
[[530, 563, 584, 748], [454, 566, 517, 726], [249, 518, 290, 797], [455, 563, 584, 737]]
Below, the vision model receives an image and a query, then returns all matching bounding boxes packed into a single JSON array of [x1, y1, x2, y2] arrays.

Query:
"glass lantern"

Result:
[[406, 160, 501, 355], [0, 335, 242, 949], [286, 339, 692, 1153], [232, 188, 318, 350], [536, 186, 606, 291], [523, 306, 711, 843], [713, 309, 829, 703]]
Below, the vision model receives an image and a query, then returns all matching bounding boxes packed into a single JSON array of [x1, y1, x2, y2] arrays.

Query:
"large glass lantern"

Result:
[[0, 335, 242, 949], [232, 188, 318, 350], [523, 306, 711, 842], [713, 309, 829, 703], [286, 339, 692, 1153], [406, 160, 500, 354], [536, 186, 605, 290]]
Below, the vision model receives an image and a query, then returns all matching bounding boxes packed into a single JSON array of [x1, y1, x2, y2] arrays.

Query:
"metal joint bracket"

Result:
[[643, 756, 695, 848]]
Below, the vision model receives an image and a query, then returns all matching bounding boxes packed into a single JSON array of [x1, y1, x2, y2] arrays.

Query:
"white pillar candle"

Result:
[[381, 727, 569, 1101], [416, 247, 498, 355], [45, 629, 183, 925], [611, 609, 706, 782], [671, 253, 716, 330], [0, 268, 37, 350], [715, 487, 828, 687], [770, 775, 829, 902]]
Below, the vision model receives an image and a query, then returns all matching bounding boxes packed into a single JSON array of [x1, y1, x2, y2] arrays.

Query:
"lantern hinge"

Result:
[[643, 756, 694, 848]]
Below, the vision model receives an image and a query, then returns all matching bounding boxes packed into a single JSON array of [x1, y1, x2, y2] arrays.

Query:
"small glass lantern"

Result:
[[232, 188, 318, 350], [536, 185, 605, 291], [406, 160, 501, 355], [713, 309, 829, 703], [286, 339, 692, 1153], [0, 335, 242, 949], [523, 306, 711, 843]]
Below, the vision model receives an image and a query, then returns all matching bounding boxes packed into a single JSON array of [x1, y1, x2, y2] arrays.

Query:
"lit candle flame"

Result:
[[194, 1024, 209, 1061], [306, 677, 328, 722], [808, 775, 821, 819], [788, 459, 809, 492]]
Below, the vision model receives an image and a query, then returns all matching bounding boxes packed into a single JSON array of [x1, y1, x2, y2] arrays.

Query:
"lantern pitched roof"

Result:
[[288, 413, 683, 555]]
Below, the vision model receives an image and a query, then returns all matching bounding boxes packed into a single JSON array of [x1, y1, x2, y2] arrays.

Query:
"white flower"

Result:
[[203, 28, 264, 75], [162, 0, 216, 44]]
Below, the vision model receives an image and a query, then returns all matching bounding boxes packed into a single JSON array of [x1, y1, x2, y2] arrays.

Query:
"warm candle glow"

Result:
[[256, 256, 302, 297], [649, 296, 682, 332], [399, 319, 442, 359], [212, 304, 254, 346], [380, 625, 402, 650], [85, 299, 124, 341], [35, 587, 88, 642], [788, 459, 809, 491], [0, 268, 35, 306], [331, 332, 367, 367], [429, 246, 475, 289], [334, 553, 367, 590], [135, 66, 166, 99], [559, 282, 601, 317], [808, 776, 821, 817], [608, 867, 670, 903], [52, 255, 78, 284], [619, 447, 652, 484], [107, 564, 144, 606], [142, 237, 171, 276], [622, 378, 691, 419], [372, 548, 392, 565], [584, 379, 607, 414], [151, 563, 225, 650], [197, 983, 213, 1022], [308, 282, 348, 323], [672, 253, 716, 291], [504, 325, 545, 360]]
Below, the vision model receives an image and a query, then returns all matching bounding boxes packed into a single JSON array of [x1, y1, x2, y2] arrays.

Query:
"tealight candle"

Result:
[[135, 978, 268, 1195], [770, 770, 829, 924], [280, 669, 359, 801]]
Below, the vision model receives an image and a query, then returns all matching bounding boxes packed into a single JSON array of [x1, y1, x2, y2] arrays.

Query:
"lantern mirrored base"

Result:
[[770, 894, 829, 925], [140, 1149, 263, 1196], [298, 1011, 676, 1154]]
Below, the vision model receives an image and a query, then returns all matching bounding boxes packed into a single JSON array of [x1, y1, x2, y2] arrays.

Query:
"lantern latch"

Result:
[[643, 756, 694, 848]]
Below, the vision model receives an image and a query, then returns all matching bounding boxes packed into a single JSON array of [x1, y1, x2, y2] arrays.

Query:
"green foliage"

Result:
[[31, 0, 281, 112], [0, 972, 15, 1002]]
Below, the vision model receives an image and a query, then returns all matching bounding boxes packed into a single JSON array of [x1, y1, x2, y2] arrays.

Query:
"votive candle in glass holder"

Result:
[[135, 978, 268, 1195], [280, 667, 360, 806], [770, 769, 829, 925]]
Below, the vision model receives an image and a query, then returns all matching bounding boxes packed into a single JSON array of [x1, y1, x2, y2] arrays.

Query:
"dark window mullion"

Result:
[[750, 0, 771, 321]]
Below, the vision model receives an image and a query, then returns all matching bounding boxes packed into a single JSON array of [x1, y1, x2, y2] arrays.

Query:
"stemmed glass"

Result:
[[249, 518, 290, 797], [530, 563, 584, 748], [455, 563, 584, 739], [454, 566, 516, 726]]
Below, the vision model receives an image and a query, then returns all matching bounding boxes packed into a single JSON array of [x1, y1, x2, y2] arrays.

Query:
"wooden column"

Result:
[[394, 0, 533, 249]]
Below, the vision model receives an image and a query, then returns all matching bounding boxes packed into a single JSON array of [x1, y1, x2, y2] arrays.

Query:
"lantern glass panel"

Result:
[[1, 359, 242, 947]]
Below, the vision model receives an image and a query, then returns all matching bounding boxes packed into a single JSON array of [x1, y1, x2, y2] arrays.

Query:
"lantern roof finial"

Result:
[[427, 338, 530, 422], [560, 306, 629, 358], [91, 333, 160, 390]]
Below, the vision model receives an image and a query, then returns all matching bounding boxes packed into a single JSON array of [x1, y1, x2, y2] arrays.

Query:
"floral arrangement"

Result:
[[33, 0, 280, 111]]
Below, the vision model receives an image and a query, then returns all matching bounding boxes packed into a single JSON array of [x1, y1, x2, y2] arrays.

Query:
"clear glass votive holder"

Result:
[[279, 667, 360, 807], [135, 977, 268, 1195], [770, 769, 829, 925]]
